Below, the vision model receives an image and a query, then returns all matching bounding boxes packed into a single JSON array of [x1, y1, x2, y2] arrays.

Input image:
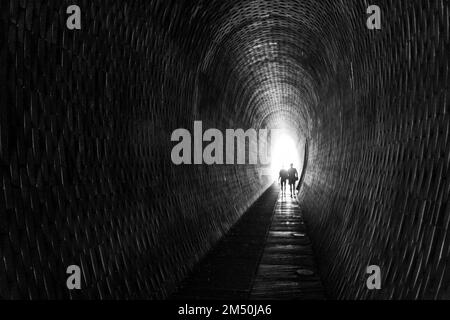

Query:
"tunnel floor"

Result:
[[172, 184, 326, 300]]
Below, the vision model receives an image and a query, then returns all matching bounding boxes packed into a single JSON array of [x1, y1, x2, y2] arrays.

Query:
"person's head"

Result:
[[290, 163, 293, 168]]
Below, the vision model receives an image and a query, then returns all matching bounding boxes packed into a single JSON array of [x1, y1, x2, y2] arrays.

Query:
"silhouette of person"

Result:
[[287, 163, 298, 197], [278, 167, 288, 195]]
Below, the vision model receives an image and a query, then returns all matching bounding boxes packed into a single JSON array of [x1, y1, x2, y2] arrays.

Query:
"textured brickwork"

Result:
[[300, 0, 450, 300], [0, 0, 270, 299], [1, 0, 449, 300]]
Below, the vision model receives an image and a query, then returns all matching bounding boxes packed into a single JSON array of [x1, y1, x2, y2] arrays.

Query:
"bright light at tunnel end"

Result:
[[269, 133, 300, 180]]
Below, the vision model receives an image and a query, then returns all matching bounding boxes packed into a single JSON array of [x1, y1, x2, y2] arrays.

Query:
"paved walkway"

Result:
[[172, 184, 326, 300]]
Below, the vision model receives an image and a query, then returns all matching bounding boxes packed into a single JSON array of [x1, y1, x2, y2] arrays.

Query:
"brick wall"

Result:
[[0, 0, 271, 299], [300, 0, 450, 299], [1, 0, 449, 300]]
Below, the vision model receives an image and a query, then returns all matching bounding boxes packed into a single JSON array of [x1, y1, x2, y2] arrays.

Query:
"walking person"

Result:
[[287, 163, 298, 198], [278, 167, 289, 196]]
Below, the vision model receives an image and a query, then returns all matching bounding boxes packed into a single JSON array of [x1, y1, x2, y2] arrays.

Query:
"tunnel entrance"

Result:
[[0, 0, 448, 301], [269, 131, 302, 181]]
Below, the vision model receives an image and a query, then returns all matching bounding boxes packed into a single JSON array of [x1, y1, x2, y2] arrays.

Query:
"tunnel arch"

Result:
[[1, 0, 449, 300]]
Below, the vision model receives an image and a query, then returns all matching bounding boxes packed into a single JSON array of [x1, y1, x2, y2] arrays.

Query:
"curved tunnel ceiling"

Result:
[[196, 0, 338, 137], [1, 0, 449, 300]]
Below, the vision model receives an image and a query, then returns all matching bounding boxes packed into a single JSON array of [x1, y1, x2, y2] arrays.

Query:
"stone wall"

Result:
[[1, 0, 449, 300], [300, 0, 450, 299], [0, 0, 270, 299]]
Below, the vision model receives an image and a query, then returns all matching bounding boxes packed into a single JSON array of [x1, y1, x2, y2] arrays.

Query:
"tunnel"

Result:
[[0, 0, 449, 300]]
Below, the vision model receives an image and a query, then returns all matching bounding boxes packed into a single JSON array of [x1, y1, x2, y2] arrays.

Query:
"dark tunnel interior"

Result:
[[0, 0, 449, 300]]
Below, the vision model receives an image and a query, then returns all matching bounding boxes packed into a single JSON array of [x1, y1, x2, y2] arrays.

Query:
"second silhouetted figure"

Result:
[[288, 163, 298, 198]]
